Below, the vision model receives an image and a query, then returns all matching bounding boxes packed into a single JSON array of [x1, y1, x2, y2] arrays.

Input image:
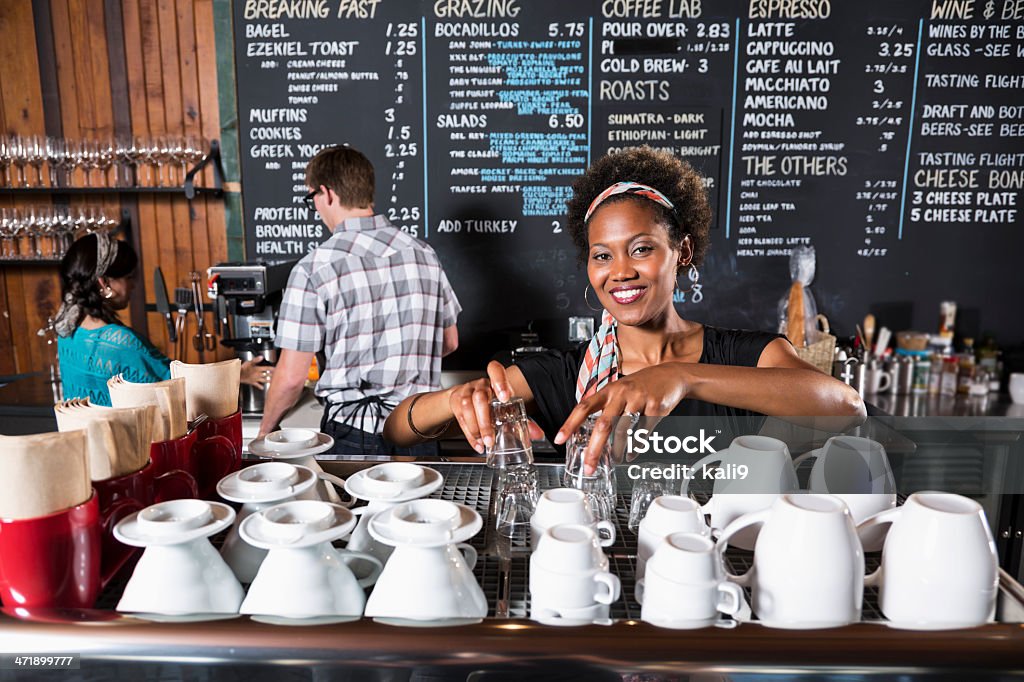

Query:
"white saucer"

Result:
[[248, 432, 334, 459], [114, 502, 235, 547], [238, 503, 357, 549], [124, 612, 241, 624], [367, 502, 482, 548], [250, 614, 361, 627], [217, 464, 318, 503], [345, 465, 443, 502], [372, 616, 483, 628]]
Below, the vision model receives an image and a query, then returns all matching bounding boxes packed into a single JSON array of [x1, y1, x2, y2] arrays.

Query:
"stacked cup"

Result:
[[635, 495, 710, 582], [216, 461, 320, 582], [637, 533, 743, 629], [530, 488, 616, 551], [530, 524, 621, 625]]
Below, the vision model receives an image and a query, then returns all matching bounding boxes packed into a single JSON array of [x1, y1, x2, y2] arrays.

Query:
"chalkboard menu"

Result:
[[232, 0, 1024, 366]]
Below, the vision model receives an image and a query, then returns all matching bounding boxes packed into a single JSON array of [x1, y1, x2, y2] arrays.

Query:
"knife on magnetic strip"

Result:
[[154, 267, 176, 343]]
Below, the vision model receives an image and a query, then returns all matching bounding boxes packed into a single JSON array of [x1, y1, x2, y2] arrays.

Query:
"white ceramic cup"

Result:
[[264, 428, 320, 453], [363, 542, 487, 620], [858, 492, 998, 629], [637, 533, 743, 629], [681, 435, 799, 550], [793, 436, 897, 551], [1009, 373, 1024, 405], [380, 499, 463, 544], [360, 463, 426, 498], [718, 494, 864, 629], [529, 488, 615, 550], [218, 463, 317, 583], [636, 495, 710, 581], [240, 545, 382, 618], [530, 524, 620, 614]]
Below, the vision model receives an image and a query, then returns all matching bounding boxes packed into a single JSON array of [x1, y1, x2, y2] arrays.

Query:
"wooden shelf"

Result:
[[0, 186, 223, 197]]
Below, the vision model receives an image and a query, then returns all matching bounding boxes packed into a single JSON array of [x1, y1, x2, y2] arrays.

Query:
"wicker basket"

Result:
[[794, 314, 837, 375]]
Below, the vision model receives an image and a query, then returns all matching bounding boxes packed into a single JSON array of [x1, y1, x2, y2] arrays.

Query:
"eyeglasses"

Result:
[[303, 188, 320, 209]]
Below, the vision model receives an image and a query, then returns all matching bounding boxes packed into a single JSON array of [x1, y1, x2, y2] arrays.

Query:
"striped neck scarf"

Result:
[[576, 310, 621, 402]]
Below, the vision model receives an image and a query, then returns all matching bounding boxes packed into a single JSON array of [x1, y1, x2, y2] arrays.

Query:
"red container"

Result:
[[0, 493, 101, 610], [93, 461, 197, 585], [149, 431, 200, 500], [193, 411, 242, 499]]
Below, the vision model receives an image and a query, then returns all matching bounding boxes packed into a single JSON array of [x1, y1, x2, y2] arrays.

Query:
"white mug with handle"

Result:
[[857, 491, 998, 629], [792, 436, 896, 551], [717, 493, 864, 629], [681, 435, 799, 550]]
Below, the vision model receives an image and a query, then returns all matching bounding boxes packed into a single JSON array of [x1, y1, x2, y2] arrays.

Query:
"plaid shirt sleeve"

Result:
[[274, 261, 326, 352], [439, 267, 461, 328]]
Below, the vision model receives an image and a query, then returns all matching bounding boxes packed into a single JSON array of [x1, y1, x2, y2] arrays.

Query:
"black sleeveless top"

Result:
[[513, 326, 784, 449]]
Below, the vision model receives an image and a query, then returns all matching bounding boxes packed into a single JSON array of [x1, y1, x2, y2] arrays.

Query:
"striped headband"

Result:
[[584, 181, 676, 223]]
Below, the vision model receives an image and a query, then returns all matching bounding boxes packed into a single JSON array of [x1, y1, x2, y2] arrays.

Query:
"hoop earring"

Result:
[[675, 262, 700, 294], [583, 284, 602, 312], [103, 286, 114, 299]]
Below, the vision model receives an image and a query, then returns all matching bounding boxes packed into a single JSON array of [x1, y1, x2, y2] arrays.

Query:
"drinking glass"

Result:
[[485, 397, 534, 469], [564, 415, 617, 524], [26, 135, 46, 187], [495, 464, 539, 540], [10, 136, 28, 187], [0, 208, 17, 259], [0, 136, 11, 187], [628, 472, 670, 533]]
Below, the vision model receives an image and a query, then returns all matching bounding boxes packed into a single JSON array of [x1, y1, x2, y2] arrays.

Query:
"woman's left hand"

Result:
[[553, 363, 690, 471], [240, 356, 274, 389]]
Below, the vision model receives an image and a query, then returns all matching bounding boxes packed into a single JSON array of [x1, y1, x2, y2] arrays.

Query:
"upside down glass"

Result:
[[485, 397, 534, 469], [495, 464, 539, 540], [564, 415, 617, 525]]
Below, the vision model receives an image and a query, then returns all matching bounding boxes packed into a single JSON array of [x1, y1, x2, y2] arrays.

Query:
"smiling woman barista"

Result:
[[383, 146, 865, 466]]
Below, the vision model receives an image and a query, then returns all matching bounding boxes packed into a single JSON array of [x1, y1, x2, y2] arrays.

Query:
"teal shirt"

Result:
[[57, 324, 172, 406]]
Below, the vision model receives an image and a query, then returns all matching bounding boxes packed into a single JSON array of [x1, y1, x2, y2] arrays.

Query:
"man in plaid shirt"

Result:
[[258, 146, 460, 456]]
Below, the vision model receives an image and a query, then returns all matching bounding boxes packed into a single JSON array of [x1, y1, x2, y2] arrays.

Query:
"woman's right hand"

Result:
[[448, 361, 542, 453]]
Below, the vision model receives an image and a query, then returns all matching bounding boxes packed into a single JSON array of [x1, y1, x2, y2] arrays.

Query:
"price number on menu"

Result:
[[696, 22, 730, 38], [388, 125, 412, 140], [857, 248, 888, 258], [386, 23, 418, 37], [878, 42, 914, 57], [386, 40, 416, 56], [548, 22, 585, 37], [548, 113, 584, 129], [385, 142, 418, 158]]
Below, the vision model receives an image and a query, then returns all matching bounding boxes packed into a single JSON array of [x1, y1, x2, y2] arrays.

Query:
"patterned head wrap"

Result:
[[584, 181, 677, 223], [53, 233, 120, 337]]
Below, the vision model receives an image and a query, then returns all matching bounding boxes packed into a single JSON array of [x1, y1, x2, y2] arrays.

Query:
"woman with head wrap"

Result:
[[383, 147, 865, 466], [55, 233, 271, 405]]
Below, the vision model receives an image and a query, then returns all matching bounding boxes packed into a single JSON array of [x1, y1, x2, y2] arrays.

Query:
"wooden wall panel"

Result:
[[0, 0, 232, 377], [0, 1, 55, 375]]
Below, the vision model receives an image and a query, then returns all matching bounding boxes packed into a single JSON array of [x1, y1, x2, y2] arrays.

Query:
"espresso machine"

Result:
[[207, 260, 298, 414]]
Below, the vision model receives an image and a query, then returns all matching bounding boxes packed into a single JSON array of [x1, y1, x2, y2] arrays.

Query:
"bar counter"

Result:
[[2, 462, 1023, 680]]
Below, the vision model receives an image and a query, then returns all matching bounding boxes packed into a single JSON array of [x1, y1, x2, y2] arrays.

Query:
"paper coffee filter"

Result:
[[54, 401, 155, 480], [108, 375, 187, 441], [170, 359, 241, 421], [0, 430, 91, 519]]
